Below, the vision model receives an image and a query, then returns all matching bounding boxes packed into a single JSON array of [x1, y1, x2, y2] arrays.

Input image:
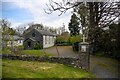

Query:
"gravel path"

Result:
[[43, 46, 119, 78], [43, 46, 79, 58], [90, 55, 119, 78]]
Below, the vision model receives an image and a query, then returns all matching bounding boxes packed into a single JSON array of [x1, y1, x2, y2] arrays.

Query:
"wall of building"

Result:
[[23, 39, 35, 50], [43, 35, 55, 48], [23, 29, 43, 49], [7, 40, 23, 46]]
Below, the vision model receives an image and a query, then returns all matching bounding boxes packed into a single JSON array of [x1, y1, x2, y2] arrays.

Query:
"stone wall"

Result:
[[1, 54, 84, 69]]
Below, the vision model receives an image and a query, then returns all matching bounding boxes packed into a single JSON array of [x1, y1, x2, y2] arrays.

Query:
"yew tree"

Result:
[[68, 13, 80, 36]]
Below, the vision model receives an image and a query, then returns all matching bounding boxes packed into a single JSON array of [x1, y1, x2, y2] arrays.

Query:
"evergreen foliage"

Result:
[[34, 42, 42, 50], [68, 13, 80, 36]]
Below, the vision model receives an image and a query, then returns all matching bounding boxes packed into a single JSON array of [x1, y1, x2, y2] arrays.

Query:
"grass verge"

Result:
[[2, 59, 95, 78], [20, 50, 54, 56], [2, 47, 54, 57]]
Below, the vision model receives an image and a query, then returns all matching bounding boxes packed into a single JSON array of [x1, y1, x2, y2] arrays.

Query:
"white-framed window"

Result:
[[50, 36, 52, 44], [19, 40, 21, 43], [47, 36, 49, 44], [52, 36, 53, 44], [49, 36, 50, 44], [52, 36, 53, 43], [45, 36, 47, 44]]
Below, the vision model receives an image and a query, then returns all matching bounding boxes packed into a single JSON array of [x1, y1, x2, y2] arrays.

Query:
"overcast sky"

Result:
[[2, 0, 72, 31]]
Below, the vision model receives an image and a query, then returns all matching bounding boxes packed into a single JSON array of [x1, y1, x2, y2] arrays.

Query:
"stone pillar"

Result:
[[79, 42, 89, 71]]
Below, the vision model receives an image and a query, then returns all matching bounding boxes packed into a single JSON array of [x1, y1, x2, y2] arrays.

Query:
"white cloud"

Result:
[[44, 12, 72, 30], [2, 0, 72, 30], [7, 18, 22, 28]]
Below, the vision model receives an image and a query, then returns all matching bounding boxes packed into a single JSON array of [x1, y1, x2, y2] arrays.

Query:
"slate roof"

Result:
[[35, 28, 56, 36], [3, 35, 24, 40], [24, 38, 36, 42], [24, 27, 56, 36]]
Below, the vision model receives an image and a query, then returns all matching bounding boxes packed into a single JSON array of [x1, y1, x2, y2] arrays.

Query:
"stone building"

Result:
[[23, 26, 56, 49]]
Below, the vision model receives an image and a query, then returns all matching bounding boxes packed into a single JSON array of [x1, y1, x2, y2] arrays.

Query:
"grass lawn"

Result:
[[2, 47, 54, 56], [20, 50, 54, 56], [2, 59, 95, 78]]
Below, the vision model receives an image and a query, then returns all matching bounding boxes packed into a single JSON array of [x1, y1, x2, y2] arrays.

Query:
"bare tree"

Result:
[[45, 0, 120, 42], [45, 0, 83, 16], [0, 19, 16, 53], [0, 19, 11, 48], [16, 25, 26, 36], [45, 1, 119, 26]]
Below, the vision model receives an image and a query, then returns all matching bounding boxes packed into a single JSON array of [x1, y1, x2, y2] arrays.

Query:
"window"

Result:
[[45, 36, 47, 44], [50, 36, 52, 44], [20, 40, 22, 43], [32, 33, 35, 37], [52, 36, 54, 43], [49, 36, 51, 44]]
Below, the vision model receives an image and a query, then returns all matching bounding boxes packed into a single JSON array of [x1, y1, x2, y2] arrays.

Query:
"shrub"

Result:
[[16, 45, 24, 50], [56, 32, 70, 45], [56, 36, 65, 43], [68, 35, 81, 51], [56, 42, 71, 46], [72, 42, 79, 51], [34, 42, 42, 50], [69, 35, 81, 44]]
